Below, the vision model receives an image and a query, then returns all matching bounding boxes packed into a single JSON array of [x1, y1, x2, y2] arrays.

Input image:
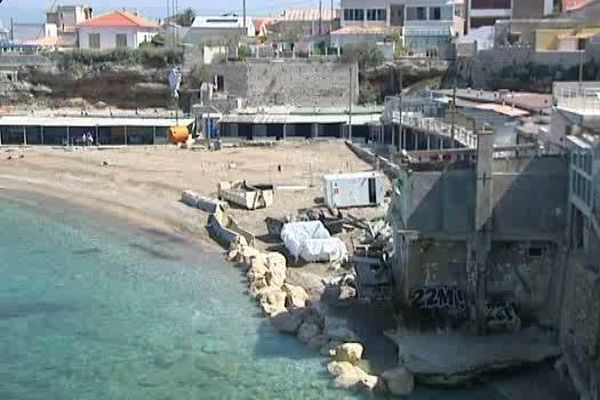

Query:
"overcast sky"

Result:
[[1, 0, 333, 25]]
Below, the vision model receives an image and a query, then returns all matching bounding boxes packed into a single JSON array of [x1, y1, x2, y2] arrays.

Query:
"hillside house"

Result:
[[77, 10, 159, 50]]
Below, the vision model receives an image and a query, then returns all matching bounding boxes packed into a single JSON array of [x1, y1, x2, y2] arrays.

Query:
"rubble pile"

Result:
[[226, 238, 414, 396]]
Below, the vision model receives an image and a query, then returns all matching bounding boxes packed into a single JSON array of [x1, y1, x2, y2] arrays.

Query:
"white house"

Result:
[[183, 14, 255, 46], [335, 0, 464, 56], [77, 10, 159, 50]]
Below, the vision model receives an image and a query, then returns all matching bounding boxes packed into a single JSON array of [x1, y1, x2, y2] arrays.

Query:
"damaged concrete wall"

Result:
[[492, 156, 569, 241], [397, 156, 568, 240], [212, 60, 359, 108], [391, 155, 569, 328], [486, 241, 559, 322], [561, 231, 600, 400], [402, 170, 476, 238]]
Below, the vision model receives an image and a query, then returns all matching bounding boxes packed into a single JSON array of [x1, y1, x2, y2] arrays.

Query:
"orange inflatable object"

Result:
[[168, 126, 189, 144]]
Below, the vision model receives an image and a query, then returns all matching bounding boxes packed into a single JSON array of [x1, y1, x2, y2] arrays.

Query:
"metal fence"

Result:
[[386, 110, 478, 149], [554, 83, 600, 113]]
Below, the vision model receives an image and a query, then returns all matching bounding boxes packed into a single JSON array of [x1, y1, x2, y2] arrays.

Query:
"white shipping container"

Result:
[[322, 172, 385, 209]]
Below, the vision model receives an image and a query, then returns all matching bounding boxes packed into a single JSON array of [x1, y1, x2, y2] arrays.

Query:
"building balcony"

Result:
[[554, 82, 600, 115]]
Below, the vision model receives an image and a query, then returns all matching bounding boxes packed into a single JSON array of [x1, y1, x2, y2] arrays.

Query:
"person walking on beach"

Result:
[[87, 132, 94, 147]]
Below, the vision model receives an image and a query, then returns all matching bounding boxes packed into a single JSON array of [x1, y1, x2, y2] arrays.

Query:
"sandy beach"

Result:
[[0, 141, 376, 252]]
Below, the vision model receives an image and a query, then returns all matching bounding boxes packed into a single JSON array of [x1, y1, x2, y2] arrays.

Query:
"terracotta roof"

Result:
[[276, 9, 340, 22], [23, 36, 59, 47], [563, 0, 598, 11], [254, 18, 272, 36], [77, 10, 158, 29]]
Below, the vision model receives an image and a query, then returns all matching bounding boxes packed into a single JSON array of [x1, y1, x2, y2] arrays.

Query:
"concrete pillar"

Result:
[[67, 126, 70, 146], [401, 128, 406, 150], [469, 126, 495, 334], [124, 126, 128, 146], [283, 124, 287, 140], [23, 126, 27, 146], [96, 125, 100, 146], [427, 134, 431, 150], [40, 126, 44, 145], [152, 126, 156, 145]]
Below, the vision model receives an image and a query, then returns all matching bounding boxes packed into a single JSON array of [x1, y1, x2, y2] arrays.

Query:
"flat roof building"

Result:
[[0, 115, 193, 146]]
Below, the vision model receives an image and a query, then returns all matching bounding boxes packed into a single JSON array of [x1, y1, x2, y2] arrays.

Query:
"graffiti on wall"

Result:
[[485, 301, 521, 331], [411, 285, 467, 312]]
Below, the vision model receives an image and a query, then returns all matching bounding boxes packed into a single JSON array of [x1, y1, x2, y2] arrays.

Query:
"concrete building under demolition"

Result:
[[381, 82, 599, 399], [190, 59, 385, 140]]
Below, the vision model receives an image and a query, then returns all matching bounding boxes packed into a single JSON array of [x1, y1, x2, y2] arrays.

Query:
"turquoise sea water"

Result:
[[0, 194, 501, 400]]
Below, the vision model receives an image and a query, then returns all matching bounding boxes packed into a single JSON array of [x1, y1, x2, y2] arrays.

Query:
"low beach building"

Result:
[[0, 115, 193, 146], [210, 106, 382, 141]]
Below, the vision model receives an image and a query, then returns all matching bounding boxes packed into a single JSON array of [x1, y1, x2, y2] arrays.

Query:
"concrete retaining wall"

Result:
[[213, 61, 359, 108]]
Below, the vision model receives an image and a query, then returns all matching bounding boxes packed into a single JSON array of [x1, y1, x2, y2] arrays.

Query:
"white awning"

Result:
[[219, 113, 382, 125], [0, 116, 194, 127]]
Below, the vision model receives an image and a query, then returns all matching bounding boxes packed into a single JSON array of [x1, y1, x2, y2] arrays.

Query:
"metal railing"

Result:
[[554, 84, 600, 113], [388, 111, 478, 149]]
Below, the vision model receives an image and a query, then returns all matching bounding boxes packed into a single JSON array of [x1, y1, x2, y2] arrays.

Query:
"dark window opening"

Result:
[[528, 247, 543, 258], [215, 75, 224, 92], [368, 178, 377, 204]]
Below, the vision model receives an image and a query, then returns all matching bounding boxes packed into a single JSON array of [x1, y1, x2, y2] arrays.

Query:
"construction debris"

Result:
[[280, 221, 348, 263], [322, 172, 385, 209], [181, 190, 227, 214], [218, 181, 274, 210]]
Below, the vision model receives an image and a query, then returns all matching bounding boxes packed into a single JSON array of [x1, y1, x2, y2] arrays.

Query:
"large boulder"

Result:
[[265, 252, 287, 287], [227, 241, 241, 262], [381, 367, 414, 396], [266, 252, 286, 270], [320, 340, 342, 357], [247, 257, 269, 282], [257, 287, 287, 316], [307, 334, 330, 350], [358, 374, 379, 392], [327, 361, 356, 377], [270, 310, 303, 334], [239, 245, 261, 266], [282, 283, 309, 309], [286, 269, 326, 299], [297, 322, 321, 344], [248, 277, 268, 299], [338, 285, 357, 301], [327, 361, 378, 391], [324, 316, 359, 342], [332, 343, 363, 365], [299, 306, 324, 328]]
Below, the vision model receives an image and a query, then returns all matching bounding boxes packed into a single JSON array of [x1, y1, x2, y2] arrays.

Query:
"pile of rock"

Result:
[[226, 240, 415, 396], [228, 241, 309, 316]]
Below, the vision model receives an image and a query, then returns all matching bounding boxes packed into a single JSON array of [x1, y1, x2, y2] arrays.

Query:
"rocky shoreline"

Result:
[[225, 239, 415, 396]]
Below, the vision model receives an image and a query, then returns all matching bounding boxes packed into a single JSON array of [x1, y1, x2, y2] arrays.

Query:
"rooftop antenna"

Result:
[[330, 0, 334, 33], [319, 0, 323, 35], [243, 0, 247, 36], [166, 0, 170, 47]]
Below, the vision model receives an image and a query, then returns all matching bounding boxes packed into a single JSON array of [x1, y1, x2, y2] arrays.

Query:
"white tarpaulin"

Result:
[[280, 221, 348, 263]]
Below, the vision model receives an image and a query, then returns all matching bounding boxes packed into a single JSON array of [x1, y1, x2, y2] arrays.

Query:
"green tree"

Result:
[[238, 45, 251, 60], [359, 81, 380, 104], [284, 22, 303, 44], [341, 43, 385, 70], [175, 8, 196, 27]]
